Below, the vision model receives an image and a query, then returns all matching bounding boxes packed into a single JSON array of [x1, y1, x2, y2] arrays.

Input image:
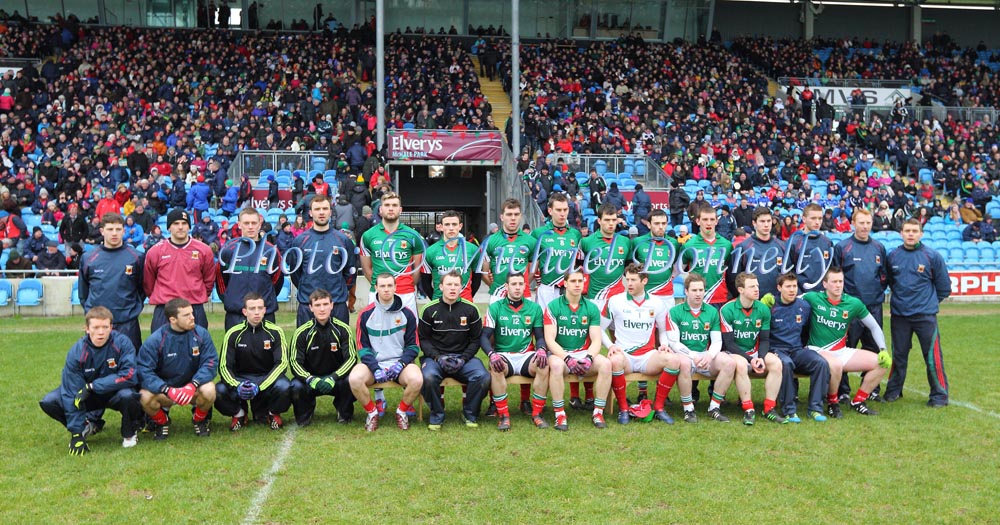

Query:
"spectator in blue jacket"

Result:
[[123, 216, 145, 247], [981, 214, 996, 242], [220, 179, 239, 218], [186, 174, 212, 221], [138, 298, 218, 440], [168, 173, 187, 209], [631, 183, 652, 235], [962, 221, 983, 242], [193, 214, 220, 245], [38, 307, 142, 454], [23, 226, 49, 262]]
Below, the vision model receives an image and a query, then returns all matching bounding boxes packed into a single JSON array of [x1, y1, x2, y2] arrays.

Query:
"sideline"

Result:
[[241, 427, 298, 525], [903, 386, 1000, 420]]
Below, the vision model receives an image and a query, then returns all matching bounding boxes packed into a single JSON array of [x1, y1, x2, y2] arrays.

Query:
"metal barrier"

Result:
[[569, 154, 670, 189], [777, 77, 911, 89], [834, 105, 998, 125], [500, 142, 545, 230], [230, 150, 332, 183]]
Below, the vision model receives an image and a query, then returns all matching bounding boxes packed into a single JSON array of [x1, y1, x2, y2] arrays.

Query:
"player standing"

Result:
[[681, 204, 733, 308], [217, 209, 283, 330], [421, 210, 481, 302], [482, 198, 537, 303], [730, 207, 787, 299], [291, 194, 357, 325], [143, 209, 215, 332], [360, 191, 424, 314], [788, 203, 834, 293], [531, 193, 582, 308]]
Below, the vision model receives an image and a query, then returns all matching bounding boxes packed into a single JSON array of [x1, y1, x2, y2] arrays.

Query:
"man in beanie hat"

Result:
[[143, 209, 216, 332]]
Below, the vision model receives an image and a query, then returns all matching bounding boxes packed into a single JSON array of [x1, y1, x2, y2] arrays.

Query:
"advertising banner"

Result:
[[387, 130, 503, 162], [779, 85, 911, 107]]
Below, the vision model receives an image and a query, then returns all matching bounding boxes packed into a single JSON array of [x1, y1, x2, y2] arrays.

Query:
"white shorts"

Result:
[[562, 349, 592, 376], [535, 284, 562, 310], [501, 352, 533, 377], [370, 291, 417, 316], [684, 353, 713, 377], [808, 345, 857, 366], [626, 352, 655, 375]]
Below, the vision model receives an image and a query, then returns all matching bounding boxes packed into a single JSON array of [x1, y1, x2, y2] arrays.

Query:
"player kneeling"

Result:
[[720, 273, 785, 425], [603, 264, 683, 425], [482, 273, 551, 431]]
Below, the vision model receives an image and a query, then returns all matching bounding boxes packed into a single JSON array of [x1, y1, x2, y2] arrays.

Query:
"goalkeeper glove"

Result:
[[322, 377, 337, 394], [532, 348, 548, 369], [877, 350, 893, 369], [577, 355, 593, 374], [373, 368, 388, 384], [761, 293, 775, 308], [69, 433, 89, 456], [385, 361, 405, 382], [74, 383, 92, 409], [237, 381, 259, 400], [488, 352, 506, 373], [307, 376, 323, 391], [564, 356, 581, 375]]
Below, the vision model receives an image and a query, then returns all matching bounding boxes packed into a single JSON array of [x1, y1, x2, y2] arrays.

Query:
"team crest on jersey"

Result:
[[191, 346, 200, 356], [795, 314, 802, 323], [703, 322, 710, 330], [917, 264, 925, 273], [842, 311, 849, 319], [776, 256, 783, 265], [394, 317, 402, 325], [524, 316, 531, 324], [648, 310, 655, 318], [823, 251, 830, 259], [617, 246, 625, 255], [875, 256, 881, 264], [400, 240, 409, 250], [106, 358, 117, 368], [330, 342, 339, 352], [124, 265, 133, 275], [581, 316, 588, 324], [263, 340, 272, 350], [260, 257, 268, 266], [460, 316, 467, 326], [191, 251, 200, 260], [569, 240, 576, 247], [755, 319, 762, 328]]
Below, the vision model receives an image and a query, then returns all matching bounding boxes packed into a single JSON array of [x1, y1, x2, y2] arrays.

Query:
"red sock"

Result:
[[496, 398, 510, 417], [520, 384, 530, 401], [398, 401, 412, 413], [193, 407, 209, 422], [363, 400, 377, 413], [763, 398, 776, 414], [531, 397, 546, 417], [654, 371, 678, 411], [742, 400, 755, 411], [584, 382, 595, 401], [570, 382, 580, 399], [611, 374, 629, 411], [852, 389, 870, 404], [151, 409, 168, 425], [828, 393, 839, 405]]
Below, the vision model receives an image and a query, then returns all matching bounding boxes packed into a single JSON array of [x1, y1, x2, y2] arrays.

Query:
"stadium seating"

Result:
[[0, 279, 11, 307], [15, 279, 44, 310]]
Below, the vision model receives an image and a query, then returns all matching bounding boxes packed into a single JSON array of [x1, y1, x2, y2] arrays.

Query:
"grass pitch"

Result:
[[2, 304, 998, 524]]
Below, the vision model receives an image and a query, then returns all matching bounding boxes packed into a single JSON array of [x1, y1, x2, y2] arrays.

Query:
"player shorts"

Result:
[[371, 291, 417, 316], [685, 353, 713, 377], [501, 352, 534, 377], [626, 351, 655, 375], [808, 345, 856, 366], [534, 284, 562, 310], [562, 349, 592, 376]]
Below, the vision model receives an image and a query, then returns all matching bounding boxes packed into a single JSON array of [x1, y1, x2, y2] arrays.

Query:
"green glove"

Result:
[[760, 293, 775, 308], [877, 350, 893, 369], [74, 384, 92, 410], [321, 377, 337, 395], [307, 376, 323, 391], [69, 433, 89, 456]]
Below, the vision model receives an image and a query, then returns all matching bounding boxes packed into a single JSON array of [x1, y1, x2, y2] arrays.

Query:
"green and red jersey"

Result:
[[531, 222, 582, 287], [719, 299, 771, 358], [543, 296, 601, 352], [578, 232, 630, 302], [360, 223, 425, 293], [801, 291, 869, 351], [681, 233, 733, 305]]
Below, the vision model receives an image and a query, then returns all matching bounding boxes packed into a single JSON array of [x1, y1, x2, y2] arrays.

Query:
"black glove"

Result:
[[69, 433, 89, 456], [438, 354, 466, 375], [74, 383, 93, 410]]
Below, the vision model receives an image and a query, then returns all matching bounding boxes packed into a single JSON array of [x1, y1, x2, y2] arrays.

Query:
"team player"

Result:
[[833, 208, 889, 401], [215, 293, 291, 431], [766, 272, 831, 422], [290, 289, 358, 427], [143, 209, 215, 332], [291, 194, 357, 325], [884, 219, 951, 407], [668, 273, 737, 423], [801, 268, 891, 418], [531, 192, 582, 308], [482, 198, 536, 303], [579, 203, 630, 312], [421, 210, 481, 301], [788, 203, 834, 293], [78, 213, 145, 351], [601, 264, 682, 425], [39, 307, 142, 453], [719, 272, 785, 424], [351, 273, 423, 431], [681, 204, 733, 308], [730, 207, 787, 299], [544, 268, 613, 430], [360, 191, 424, 314], [137, 298, 218, 440], [217, 208, 283, 330], [481, 273, 551, 431]]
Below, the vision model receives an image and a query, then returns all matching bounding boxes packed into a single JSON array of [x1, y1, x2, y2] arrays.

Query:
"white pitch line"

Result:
[[241, 427, 297, 525], [903, 386, 1000, 420]]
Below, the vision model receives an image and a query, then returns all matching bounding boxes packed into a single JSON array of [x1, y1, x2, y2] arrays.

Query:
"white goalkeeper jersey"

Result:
[[601, 292, 671, 356]]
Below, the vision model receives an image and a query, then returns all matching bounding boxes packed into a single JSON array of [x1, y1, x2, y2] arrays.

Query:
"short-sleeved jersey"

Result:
[[602, 292, 670, 356], [719, 299, 771, 357], [483, 230, 537, 294], [668, 302, 721, 353], [360, 223, 425, 293], [801, 291, 870, 351], [543, 296, 602, 352], [422, 238, 481, 301], [681, 234, 733, 305], [531, 222, 582, 286], [630, 234, 679, 296], [578, 233, 630, 302], [484, 298, 544, 354]]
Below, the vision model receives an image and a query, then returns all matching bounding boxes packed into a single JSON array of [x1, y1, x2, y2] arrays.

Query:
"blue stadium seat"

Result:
[[276, 169, 292, 181], [311, 158, 327, 172], [0, 279, 10, 306], [16, 279, 43, 307], [277, 278, 291, 303], [594, 164, 607, 175], [619, 179, 637, 190], [71, 281, 81, 306], [978, 246, 995, 261], [211, 289, 223, 304], [634, 163, 646, 176], [964, 247, 980, 260], [260, 169, 276, 181]]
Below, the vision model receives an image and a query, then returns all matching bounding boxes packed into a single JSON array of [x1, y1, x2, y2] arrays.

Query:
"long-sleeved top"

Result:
[[143, 237, 215, 305], [78, 244, 145, 323], [887, 243, 951, 316], [290, 317, 357, 379], [356, 294, 420, 372], [418, 298, 483, 362], [834, 235, 889, 306], [289, 227, 357, 304], [138, 324, 218, 393], [216, 236, 282, 314], [59, 332, 137, 433], [787, 230, 833, 293], [729, 234, 787, 298], [768, 297, 811, 351], [219, 320, 288, 390]]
